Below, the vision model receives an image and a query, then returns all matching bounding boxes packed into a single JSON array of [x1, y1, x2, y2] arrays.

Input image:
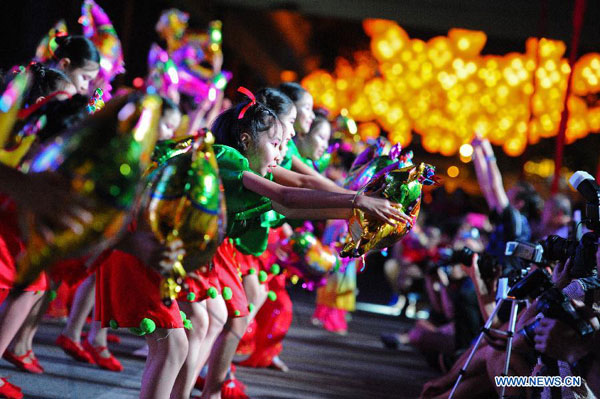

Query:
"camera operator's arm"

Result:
[[472, 139, 500, 212], [473, 137, 509, 213], [464, 253, 497, 321], [533, 317, 598, 364], [552, 258, 574, 291]]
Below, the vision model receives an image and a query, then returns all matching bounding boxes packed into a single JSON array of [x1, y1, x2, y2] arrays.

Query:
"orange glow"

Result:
[[302, 19, 600, 157], [280, 70, 298, 82], [447, 166, 460, 178]]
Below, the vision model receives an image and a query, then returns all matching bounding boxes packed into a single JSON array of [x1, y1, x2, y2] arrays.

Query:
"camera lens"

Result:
[[542, 235, 577, 262]]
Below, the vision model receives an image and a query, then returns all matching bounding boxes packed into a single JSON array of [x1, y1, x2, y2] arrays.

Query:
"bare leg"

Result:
[[140, 328, 188, 399], [201, 316, 249, 399], [196, 296, 227, 372], [10, 284, 56, 357], [0, 291, 43, 356], [171, 301, 209, 399], [61, 274, 96, 341], [242, 274, 267, 321]]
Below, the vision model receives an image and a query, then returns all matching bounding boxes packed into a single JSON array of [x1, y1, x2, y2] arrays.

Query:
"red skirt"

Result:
[[237, 251, 261, 277], [0, 196, 47, 292], [178, 265, 221, 303], [252, 227, 288, 285], [49, 257, 91, 287], [238, 274, 292, 367], [95, 249, 183, 329], [213, 239, 249, 318]]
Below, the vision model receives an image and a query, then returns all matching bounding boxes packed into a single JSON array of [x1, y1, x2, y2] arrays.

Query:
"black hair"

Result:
[[278, 82, 308, 103], [338, 147, 356, 172], [54, 35, 100, 69], [513, 181, 543, 222], [211, 101, 277, 154], [12, 94, 89, 144], [308, 109, 329, 136], [255, 88, 294, 118], [25, 63, 72, 106], [160, 96, 180, 116]]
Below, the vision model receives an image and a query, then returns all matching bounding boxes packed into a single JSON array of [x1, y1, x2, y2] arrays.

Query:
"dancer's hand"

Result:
[[354, 194, 413, 226]]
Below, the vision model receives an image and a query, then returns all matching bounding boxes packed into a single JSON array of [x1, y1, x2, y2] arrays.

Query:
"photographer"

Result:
[[472, 136, 541, 266], [531, 249, 600, 399], [535, 194, 572, 240], [383, 219, 485, 372]]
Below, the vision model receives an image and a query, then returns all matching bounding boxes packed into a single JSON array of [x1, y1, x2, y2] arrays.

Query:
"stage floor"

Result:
[[7, 295, 438, 399]]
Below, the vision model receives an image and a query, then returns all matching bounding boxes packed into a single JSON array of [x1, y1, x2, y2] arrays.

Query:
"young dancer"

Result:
[[197, 91, 410, 399], [0, 69, 91, 398], [51, 35, 100, 96]]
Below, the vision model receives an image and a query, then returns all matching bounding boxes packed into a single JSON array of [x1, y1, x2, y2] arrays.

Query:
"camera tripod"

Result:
[[449, 292, 528, 399]]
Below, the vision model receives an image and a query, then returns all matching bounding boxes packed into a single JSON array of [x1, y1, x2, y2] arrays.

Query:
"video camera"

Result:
[[505, 171, 600, 278], [505, 232, 597, 278], [509, 269, 596, 340]]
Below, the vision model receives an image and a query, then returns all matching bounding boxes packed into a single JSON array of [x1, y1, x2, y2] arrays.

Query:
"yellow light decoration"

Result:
[[447, 165, 460, 178], [301, 20, 600, 157], [459, 143, 474, 157], [358, 122, 380, 141]]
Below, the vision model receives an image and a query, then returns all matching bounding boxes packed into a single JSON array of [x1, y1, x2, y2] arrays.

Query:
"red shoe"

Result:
[[2, 350, 44, 374], [194, 375, 205, 390], [56, 335, 95, 364], [0, 378, 23, 399], [82, 341, 123, 372], [221, 379, 249, 399], [81, 331, 121, 344]]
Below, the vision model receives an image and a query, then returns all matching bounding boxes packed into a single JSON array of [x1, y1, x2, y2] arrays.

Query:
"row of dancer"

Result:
[[0, 22, 408, 399]]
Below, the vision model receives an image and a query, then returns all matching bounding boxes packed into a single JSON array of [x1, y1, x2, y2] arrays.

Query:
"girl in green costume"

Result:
[[196, 90, 411, 399]]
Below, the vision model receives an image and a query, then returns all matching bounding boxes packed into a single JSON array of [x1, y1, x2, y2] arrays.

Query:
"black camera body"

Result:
[[544, 233, 598, 278], [437, 247, 499, 280], [505, 232, 597, 278], [536, 287, 596, 337], [513, 269, 596, 341]]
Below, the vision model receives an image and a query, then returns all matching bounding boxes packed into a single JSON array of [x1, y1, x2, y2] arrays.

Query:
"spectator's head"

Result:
[[541, 194, 572, 235], [507, 181, 543, 223]]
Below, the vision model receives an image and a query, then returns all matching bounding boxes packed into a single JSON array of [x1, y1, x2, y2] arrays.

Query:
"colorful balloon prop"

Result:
[[80, 0, 125, 94], [34, 20, 68, 63], [276, 227, 340, 290], [15, 94, 162, 288], [87, 88, 105, 114], [341, 163, 436, 258], [343, 138, 413, 191], [208, 20, 222, 53], [0, 71, 31, 149], [153, 9, 232, 102], [146, 130, 226, 305], [147, 43, 180, 99], [155, 9, 189, 53]]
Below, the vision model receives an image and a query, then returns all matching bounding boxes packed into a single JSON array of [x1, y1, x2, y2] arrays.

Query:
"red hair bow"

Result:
[[237, 86, 256, 119]]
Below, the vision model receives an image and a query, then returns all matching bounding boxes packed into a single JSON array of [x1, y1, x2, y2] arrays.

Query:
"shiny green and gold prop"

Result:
[[146, 131, 226, 305], [341, 162, 435, 257], [16, 94, 162, 288], [276, 228, 340, 289], [0, 71, 30, 149]]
